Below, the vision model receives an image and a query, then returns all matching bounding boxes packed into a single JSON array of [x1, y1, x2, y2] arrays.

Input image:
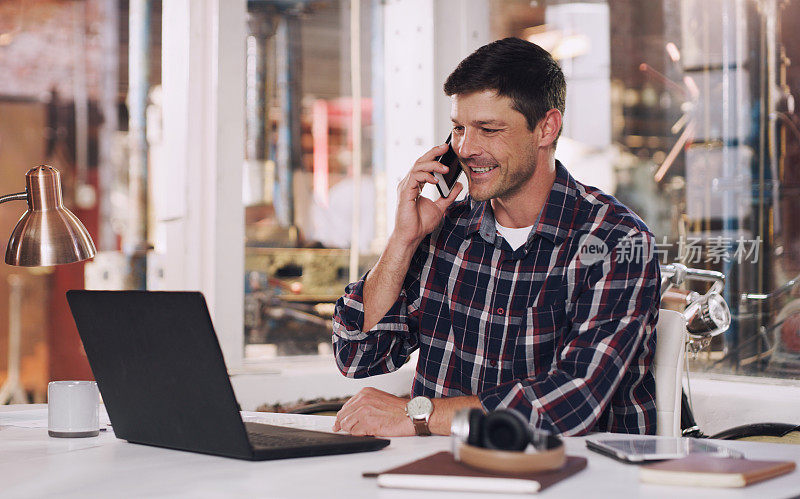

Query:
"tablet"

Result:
[[586, 437, 743, 463]]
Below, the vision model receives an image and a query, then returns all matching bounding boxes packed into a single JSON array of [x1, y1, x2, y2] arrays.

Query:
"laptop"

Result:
[[66, 290, 390, 461]]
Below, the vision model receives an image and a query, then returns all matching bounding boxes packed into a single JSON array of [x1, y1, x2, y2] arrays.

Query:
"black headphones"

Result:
[[456, 407, 535, 451], [450, 408, 565, 473]]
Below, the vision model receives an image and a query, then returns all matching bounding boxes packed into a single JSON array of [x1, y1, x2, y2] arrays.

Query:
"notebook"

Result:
[[66, 290, 389, 461], [640, 454, 796, 488], [370, 451, 587, 494]]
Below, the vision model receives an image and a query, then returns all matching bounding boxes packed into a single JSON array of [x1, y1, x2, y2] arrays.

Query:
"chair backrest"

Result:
[[653, 309, 687, 437]]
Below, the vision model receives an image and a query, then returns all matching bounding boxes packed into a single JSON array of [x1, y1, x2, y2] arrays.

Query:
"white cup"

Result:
[[48, 381, 100, 438]]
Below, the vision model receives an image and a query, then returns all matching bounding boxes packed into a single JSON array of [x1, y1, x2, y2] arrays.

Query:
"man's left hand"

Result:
[[332, 387, 414, 436]]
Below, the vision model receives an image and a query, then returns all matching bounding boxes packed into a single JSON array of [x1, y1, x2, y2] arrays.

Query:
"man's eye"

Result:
[[482, 128, 500, 134], [452, 126, 465, 133]]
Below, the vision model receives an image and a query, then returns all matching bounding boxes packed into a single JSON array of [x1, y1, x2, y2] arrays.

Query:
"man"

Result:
[[331, 38, 660, 437]]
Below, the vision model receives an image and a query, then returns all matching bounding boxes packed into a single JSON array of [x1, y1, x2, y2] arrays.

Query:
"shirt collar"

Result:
[[465, 160, 577, 248]]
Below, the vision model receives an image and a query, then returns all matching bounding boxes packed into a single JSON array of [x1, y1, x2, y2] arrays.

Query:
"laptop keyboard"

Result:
[[244, 422, 353, 449], [248, 431, 333, 448]]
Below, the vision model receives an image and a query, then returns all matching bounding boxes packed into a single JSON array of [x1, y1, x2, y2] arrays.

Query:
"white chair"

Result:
[[653, 309, 687, 437]]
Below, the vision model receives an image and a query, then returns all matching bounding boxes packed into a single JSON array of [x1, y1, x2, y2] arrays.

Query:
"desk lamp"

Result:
[[660, 263, 732, 339], [0, 165, 96, 404]]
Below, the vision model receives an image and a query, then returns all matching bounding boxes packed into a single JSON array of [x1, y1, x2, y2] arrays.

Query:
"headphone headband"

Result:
[[457, 440, 566, 474], [450, 408, 566, 473]]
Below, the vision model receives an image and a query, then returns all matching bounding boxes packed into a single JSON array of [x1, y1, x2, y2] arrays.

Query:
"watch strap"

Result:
[[412, 417, 431, 436]]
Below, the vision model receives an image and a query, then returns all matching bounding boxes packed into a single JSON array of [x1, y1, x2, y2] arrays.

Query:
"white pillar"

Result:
[[156, 0, 246, 368], [381, 0, 489, 237], [546, 2, 611, 149]]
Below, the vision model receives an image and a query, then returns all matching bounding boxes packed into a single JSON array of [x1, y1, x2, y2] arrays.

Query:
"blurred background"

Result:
[[1, 0, 800, 408]]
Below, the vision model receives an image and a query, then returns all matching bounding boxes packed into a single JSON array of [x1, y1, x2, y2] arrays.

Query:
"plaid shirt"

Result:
[[333, 161, 660, 436]]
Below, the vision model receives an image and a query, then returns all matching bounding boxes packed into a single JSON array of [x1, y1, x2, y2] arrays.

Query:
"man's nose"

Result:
[[456, 130, 482, 158]]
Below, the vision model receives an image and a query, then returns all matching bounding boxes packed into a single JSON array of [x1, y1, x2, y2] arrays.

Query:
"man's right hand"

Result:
[[393, 143, 464, 247], [359, 144, 464, 332]]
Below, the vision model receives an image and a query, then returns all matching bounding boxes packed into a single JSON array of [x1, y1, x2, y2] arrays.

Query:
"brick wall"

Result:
[[0, 0, 109, 100]]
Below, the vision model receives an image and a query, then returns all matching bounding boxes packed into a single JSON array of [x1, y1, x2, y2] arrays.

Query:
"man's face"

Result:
[[450, 90, 539, 203]]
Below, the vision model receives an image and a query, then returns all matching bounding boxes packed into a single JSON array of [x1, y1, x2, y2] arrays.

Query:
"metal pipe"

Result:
[[0, 193, 27, 205], [126, 0, 150, 257], [0, 274, 26, 404], [274, 14, 301, 230], [370, 0, 386, 251], [682, 268, 727, 283], [349, 0, 362, 283], [740, 271, 800, 304], [123, 0, 151, 290], [97, 0, 120, 251], [244, 9, 275, 207], [765, 0, 780, 245], [660, 263, 726, 288], [246, 11, 271, 163], [72, 0, 89, 189]]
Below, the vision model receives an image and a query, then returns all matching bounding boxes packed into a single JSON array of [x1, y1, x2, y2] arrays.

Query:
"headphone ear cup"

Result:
[[466, 408, 485, 447], [480, 409, 530, 451]]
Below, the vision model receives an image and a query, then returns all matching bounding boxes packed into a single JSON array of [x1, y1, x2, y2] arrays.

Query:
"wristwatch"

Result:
[[405, 396, 434, 436]]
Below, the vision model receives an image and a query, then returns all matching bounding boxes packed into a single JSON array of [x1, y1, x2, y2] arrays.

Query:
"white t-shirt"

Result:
[[496, 222, 534, 251]]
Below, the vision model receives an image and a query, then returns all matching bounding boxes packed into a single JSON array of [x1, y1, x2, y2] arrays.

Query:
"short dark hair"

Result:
[[443, 37, 566, 137]]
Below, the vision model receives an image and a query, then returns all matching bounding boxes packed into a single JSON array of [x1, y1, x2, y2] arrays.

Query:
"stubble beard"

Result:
[[467, 153, 537, 203]]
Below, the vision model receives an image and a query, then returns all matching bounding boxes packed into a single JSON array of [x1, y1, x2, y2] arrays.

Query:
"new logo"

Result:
[[578, 234, 608, 265]]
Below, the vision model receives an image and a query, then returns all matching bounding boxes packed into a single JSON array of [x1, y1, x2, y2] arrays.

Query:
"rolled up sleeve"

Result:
[[332, 247, 425, 378]]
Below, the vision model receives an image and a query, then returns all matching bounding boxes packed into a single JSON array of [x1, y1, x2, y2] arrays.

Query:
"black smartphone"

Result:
[[433, 134, 462, 198]]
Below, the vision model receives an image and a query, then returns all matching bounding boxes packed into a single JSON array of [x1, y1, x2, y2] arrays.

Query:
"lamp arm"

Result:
[[0, 192, 27, 205]]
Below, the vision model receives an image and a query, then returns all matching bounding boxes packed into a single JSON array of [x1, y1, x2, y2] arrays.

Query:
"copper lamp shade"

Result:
[[4, 165, 96, 267]]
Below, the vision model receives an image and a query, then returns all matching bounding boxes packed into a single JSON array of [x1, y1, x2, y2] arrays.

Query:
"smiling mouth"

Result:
[[470, 165, 497, 174]]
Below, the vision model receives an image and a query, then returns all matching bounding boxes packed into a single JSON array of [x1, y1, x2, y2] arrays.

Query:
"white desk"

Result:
[[1, 404, 798, 498]]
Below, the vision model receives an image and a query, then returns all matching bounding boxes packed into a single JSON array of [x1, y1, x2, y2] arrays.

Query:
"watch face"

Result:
[[406, 396, 433, 419]]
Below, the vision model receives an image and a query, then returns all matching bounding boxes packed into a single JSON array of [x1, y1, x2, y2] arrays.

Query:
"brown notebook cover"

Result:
[[373, 451, 587, 494], [640, 455, 796, 488]]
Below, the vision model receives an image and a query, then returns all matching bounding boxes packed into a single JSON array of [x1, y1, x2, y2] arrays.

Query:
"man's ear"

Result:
[[536, 109, 562, 148]]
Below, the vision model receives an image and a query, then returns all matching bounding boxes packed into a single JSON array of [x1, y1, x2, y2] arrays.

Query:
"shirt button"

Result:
[[497, 308, 505, 315]]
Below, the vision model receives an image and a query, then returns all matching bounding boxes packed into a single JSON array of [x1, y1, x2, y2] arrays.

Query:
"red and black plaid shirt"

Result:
[[333, 162, 660, 435]]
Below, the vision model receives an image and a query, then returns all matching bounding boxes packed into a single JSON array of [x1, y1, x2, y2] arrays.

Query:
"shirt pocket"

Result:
[[511, 305, 564, 379]]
